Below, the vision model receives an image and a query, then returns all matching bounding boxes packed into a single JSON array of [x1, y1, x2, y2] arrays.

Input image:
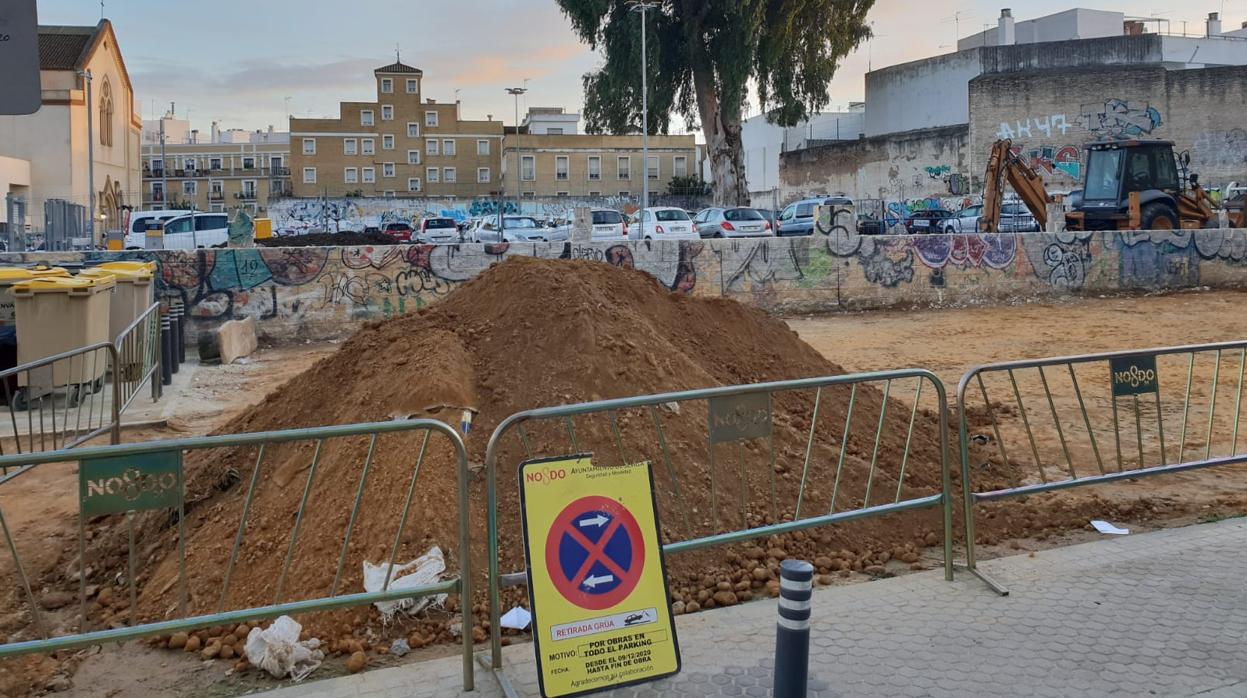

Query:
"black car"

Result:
[[904, 210, 952, 234], [857, 215, 885, 235]]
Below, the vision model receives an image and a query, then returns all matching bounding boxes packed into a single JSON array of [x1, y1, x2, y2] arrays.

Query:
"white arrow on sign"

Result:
[[578, 514, 610, 528], [582, 574, 615, 589]]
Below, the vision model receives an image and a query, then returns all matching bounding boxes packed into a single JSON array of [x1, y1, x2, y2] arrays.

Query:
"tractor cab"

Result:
[[1076, 140, 1182, 230]]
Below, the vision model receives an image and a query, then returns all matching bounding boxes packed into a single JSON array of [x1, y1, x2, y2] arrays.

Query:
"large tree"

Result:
[[556, 0, 874, 205]]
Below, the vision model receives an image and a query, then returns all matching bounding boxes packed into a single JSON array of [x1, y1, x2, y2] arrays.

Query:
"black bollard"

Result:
[[160, 310, 173, 386], [773, 559, 814, 698], [169, 304, 181, 375], [173, 300, 187, 365]]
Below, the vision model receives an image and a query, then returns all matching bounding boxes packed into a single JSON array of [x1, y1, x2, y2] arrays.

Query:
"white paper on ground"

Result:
[[362, 546, 448, 621], [1091, 520, 1130, 535], [500, 606, 532, 630], [243, 615, 325, 682]]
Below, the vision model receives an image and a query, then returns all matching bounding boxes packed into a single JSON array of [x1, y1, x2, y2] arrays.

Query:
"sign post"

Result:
[[520, 455, 680, 698]]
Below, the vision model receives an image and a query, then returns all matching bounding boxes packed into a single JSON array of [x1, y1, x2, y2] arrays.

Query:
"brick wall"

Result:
[[6, 229, 1247, 342]]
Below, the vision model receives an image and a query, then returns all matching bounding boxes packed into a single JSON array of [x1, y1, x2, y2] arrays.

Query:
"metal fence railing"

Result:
[[484, 371, 952, 672], [113, 303, 162, 414], [957, 340, 1247, 594], [0, 419, 474, 690]]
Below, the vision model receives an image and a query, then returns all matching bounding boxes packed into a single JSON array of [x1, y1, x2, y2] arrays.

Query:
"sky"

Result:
[[35, 0, 1240, 136]]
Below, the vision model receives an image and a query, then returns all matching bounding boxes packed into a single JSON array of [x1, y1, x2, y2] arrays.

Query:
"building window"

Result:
[[477, 167, 491, 183], [521, 155, 536, 181], [151, 158, 163, 173], [151, 182, 164, 200], [382, 135, 394, 150], [477, 139, 490, 156], [361, 110, 374, 126], [647, 156, 659, 180], [343, 138, 358, 156], [426, 167, 440, 183], [209, 157, 222, 170], [426, 138, 439, 156], [302, 138, 316, 155], [242, 157, 256, 170], [589, 191, 601, 197], [303, 167, 317, 184], [407, 122, 420, 138], [362, 138, 375, 155], [406, 78, 419, 94], [443, 139, 456, 156], [443, 167, 456, 183], [555, 156, 569, 181], [381, 78, 393, 94], [99, 77, 114, 147], [344, 167, 358, 184], [362, 167, 376, 183], [408, 178, 421, 192], [210, 180, 223, 195], [384, 190, 396, 197], [556, 191, 569, 197], [184, 158, 196, 172], [674, 156, 688, 178], [619, 191, 630, 197], [618, 156, 631, 180], [407, 150, 421, 165], [241, 180, 257, 198], [425, 111, 439, 127], [383, 163, 396, 178], [588, 156, 602, 181], [210, 203, 224, 213], [381, 105, 394, 121], [183, 181, 197, 195]]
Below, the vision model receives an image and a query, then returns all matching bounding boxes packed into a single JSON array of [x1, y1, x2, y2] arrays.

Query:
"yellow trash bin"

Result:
[[12, 274, 115, 403], [0, 266, 70, 328], [81, 263, 156, 341]]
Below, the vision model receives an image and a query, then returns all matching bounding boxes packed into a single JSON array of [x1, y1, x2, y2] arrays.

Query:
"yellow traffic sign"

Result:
[[520, 456, 681, 698]]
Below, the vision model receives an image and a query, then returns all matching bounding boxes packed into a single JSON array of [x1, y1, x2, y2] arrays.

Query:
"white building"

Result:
[[522, 107, 581, 135], [741, 108, 866, 205]]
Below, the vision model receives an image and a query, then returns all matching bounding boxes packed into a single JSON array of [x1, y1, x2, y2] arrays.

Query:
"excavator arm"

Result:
[[979, 139, 1053, 232]]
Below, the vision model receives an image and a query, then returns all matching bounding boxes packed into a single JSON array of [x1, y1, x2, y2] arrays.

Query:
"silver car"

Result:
[[474, 216, 569, 243], [694, 207, 774, 238]]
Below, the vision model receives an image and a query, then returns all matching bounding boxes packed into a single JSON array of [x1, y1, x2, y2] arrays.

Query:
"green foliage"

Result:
[[554, 0, 874, 132], [667, 175, 710, 196]]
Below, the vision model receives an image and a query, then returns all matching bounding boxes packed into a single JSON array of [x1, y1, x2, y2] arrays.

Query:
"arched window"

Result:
[[99, 77, 114, 147]]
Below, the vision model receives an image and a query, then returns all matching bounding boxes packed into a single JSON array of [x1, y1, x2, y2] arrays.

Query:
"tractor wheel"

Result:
[[1140, 203, 1177, 230]]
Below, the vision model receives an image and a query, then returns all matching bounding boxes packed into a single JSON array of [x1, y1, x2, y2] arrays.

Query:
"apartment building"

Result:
[[289, 61, 504, 198], [140, 138, 291, 213]]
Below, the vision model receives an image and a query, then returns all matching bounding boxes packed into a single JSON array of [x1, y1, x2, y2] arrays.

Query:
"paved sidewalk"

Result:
[[256, 518, 1247, 698]]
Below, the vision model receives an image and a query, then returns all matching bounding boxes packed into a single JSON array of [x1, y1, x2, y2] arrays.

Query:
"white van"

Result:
[[126, 212, 229, 250], [123, 209, 190, 249]]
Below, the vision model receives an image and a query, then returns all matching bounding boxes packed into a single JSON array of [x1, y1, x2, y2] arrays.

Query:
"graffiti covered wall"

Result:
[[6, 229, 1247, 342]]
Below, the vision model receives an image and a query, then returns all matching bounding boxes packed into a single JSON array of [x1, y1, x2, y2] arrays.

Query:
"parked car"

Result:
[[590, 209, 628, 241], [999, 203, 1040, 232], [474, 216, 570, 243], [363, 226, 383, 235], [123, 209, 192, 249], [693, 207, 773, 238], [857, 214, 885, 235], [384, 222, 414, 242], [904, 209, 952, 234], [942, 205, 983, 234], [132, 213, 229, 250], [418, 217, 461, 244], [776, 196, 853, 236], [629, 207, 697, 240]]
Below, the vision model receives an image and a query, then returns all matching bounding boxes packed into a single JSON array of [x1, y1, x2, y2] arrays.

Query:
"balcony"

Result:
[[208, 192, 225, 202], [150, 169, 164, 178], [148, 192, 164, 203], [235, 191, 258, 201]]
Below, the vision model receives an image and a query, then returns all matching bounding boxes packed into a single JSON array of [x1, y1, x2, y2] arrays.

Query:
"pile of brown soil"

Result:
[[257, 231, 399, 247], [72, 257, 952, 646]]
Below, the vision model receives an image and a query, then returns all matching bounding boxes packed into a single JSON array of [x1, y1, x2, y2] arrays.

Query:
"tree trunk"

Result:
[[685, 4, 750, 207]]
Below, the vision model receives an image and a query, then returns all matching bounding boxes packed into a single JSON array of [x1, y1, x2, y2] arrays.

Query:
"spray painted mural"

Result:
[[7, 227, 1247, 342]]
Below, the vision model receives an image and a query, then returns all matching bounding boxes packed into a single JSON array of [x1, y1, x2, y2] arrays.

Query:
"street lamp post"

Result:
[[79, 70, 97, 242], [506, 87, 528, 234], [629, 1, 658, 237]]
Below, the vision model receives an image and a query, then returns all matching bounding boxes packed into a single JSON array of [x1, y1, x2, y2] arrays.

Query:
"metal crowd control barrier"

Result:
[[484, 371, 952, 671], [0, 419, 475, 691], [957, 340, 1247, 594], [0, 303, 163, 480]]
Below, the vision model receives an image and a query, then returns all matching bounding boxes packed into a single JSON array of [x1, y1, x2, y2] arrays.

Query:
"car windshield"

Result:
[[506, 217, 540, 229], [655, 209, 690, 222], [1085, 149, 1124, 200], [1002, 204, 1029, 215], [427, 219, 456, 228], [592, 211, 623, 225], [724, 208, 763, 221], [386, 223, 409, 230]]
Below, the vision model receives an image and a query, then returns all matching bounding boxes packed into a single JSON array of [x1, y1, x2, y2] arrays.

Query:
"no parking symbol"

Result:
[[546, 496, 645, 611]]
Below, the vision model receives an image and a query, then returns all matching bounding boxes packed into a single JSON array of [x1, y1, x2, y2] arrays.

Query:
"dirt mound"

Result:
[[257, 231, 398, 247], [86, 257, 951, 642]]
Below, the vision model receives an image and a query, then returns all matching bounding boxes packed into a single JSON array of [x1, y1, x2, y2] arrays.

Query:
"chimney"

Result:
[[210, 120, 220, 143], [998, 8, 1015, 46], [267, 125, 274, 134], [1207, 12, 1223, 37], [191, 129, 199, 144]]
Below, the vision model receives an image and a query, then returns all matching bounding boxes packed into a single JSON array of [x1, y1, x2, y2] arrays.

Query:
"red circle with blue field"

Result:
[[545, 495, 645, 611]]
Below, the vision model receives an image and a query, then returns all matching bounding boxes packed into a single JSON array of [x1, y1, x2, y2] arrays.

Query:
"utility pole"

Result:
[[159, 113, 168, 211], [506, 87, 528, 232], [80, 70, 97, 241], [629, 1, 658, 236]]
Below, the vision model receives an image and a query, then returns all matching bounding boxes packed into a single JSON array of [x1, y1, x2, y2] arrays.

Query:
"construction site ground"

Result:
[[4, 287, 1247, 697]]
